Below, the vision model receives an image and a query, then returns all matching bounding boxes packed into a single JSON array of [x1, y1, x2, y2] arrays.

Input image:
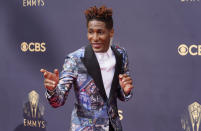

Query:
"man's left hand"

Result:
[[119, 74, 134, 95]]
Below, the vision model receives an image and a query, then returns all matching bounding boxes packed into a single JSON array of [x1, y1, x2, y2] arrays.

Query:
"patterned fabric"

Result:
[[45, 44, 133, 131]]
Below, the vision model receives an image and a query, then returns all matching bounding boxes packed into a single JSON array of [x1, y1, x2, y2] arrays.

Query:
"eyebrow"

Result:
[[88, 28, 104, 30]]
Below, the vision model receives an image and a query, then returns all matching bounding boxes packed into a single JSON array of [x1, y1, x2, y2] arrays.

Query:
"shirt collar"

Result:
[[107, 46, 113, 57], [95, 46, 113, 57]]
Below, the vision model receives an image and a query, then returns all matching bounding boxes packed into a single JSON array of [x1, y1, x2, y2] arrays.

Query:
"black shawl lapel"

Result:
[[81, 45, 108, 102], [108, 46, 123, 102]]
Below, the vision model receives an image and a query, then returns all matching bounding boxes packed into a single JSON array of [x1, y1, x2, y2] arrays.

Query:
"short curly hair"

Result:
[[84, 5, 113, 30]]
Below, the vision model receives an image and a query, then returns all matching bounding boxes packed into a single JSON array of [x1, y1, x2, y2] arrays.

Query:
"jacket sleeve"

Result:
[[45, 56, 78, 108], [117, 48, 133, 102]]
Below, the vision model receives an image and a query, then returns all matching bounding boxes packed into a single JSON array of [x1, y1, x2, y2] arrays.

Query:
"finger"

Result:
[[123, 74, 128, 77], [44, 83, 56, 91], [44, 79, 56, 85], [44, 72, 48, 78], [123, 80, 132, 85], [40, 69, 47, 73], [120, 74, 129, 80], [54, 69, 59, 77], [125, 85, 134, 90], [120, 81, 126, 89], [122, 77, 132, 82], [44, 79, 55, 85], [119, 74, 123, 79], [124, 85, 133, 95], [44, 83, 55, 87]]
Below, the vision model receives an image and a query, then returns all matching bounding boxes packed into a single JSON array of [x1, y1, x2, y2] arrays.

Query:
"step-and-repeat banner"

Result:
[[0, 0, 201, 131]]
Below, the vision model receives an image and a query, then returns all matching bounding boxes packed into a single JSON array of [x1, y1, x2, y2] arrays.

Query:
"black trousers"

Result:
[[109, 120, 115, 131]]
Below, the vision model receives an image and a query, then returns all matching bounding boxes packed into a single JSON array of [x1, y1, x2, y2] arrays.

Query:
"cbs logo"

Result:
[[178, 44, 201, 56], [21, 42, 46, 52]]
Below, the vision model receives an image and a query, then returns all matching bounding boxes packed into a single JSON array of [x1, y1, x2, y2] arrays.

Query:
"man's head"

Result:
[[85, 5, 114, 53]]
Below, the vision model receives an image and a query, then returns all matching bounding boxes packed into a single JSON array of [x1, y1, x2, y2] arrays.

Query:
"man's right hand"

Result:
[[40, 68, 59, 91]]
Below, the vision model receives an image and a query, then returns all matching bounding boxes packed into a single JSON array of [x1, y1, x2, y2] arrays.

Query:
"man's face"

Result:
[[87, 20, 114, 53]]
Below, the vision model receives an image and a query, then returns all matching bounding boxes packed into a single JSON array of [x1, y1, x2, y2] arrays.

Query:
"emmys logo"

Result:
[[23, 0, 45, 7], [23, 90, 46, 128], [181, 102, 201, 131], [178, 44, 201, 56], [118, 110, 123, 120], [21, 42, 46, 52]]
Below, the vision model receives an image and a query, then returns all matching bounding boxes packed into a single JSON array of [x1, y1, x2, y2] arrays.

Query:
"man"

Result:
[[40, 5, 134, 131]]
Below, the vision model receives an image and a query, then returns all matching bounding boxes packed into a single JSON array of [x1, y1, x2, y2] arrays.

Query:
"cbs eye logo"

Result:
[[178, 44, 188, 56], [21, 42, 46, 52], [178, 44, 201, 56]]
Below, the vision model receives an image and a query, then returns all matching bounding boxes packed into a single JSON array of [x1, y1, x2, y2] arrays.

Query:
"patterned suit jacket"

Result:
[[46, 44, 133, 131]]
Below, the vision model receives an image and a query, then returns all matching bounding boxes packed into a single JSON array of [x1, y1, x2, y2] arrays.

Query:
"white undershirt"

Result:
[[95, 47, 116, 98]]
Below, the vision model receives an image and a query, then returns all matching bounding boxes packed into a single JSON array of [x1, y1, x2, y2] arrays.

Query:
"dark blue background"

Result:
[[0, 0, 201, 131]]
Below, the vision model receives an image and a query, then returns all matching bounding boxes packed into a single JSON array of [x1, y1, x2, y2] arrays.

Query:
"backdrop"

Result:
[[0, 0, 201, 131]]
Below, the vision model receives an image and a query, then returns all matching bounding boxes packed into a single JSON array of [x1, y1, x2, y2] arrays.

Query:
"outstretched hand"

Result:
[[40, 68, 59, 91], [119, 74, 134, 95]]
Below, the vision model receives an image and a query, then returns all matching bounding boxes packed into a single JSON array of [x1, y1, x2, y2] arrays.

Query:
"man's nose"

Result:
[[92, 33, 99, 42]]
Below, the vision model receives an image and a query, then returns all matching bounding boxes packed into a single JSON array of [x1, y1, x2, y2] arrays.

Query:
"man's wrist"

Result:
[[124, 90, 131, 96], [47, 87, 57, 95]]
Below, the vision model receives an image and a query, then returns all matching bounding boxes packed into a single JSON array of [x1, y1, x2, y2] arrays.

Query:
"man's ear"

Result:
[[87, 31, 89, 40], [110, 28, 114, 38]]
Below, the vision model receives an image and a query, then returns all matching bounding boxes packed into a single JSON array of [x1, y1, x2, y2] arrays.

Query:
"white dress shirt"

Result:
[[95, 47, 116, 98]]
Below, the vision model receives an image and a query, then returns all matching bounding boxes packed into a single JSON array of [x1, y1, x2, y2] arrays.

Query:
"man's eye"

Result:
[[98, 31, 103, 34], [88, 30, 93, 34]]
